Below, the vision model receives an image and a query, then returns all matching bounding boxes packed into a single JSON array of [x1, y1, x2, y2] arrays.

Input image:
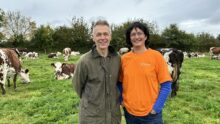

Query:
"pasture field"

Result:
[[0, 54, 220, 124]]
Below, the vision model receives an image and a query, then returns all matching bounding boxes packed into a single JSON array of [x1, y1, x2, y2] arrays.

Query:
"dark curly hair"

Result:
[[125, 22, 150, 47]]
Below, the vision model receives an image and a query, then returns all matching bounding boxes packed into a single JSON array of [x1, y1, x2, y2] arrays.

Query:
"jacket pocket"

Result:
[[82, 98, 102, 117]]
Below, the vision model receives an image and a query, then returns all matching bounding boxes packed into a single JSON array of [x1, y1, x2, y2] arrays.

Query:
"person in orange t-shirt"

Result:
[[119, 22, 172, 124]]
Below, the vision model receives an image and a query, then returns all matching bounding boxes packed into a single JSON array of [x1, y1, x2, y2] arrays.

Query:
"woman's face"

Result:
[[130, 28, 147, 48]]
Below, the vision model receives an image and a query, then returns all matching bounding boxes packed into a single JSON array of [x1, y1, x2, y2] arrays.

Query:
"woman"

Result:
[[120, 22, 172, 124]]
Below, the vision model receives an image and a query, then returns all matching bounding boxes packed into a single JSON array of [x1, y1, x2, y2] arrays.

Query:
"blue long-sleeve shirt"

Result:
[[117, 82, 123, 103], [153, 81, 172, 113]]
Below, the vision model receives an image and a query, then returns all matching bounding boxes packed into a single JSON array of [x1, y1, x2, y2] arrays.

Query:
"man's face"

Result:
[[92, 25, 111, 50]]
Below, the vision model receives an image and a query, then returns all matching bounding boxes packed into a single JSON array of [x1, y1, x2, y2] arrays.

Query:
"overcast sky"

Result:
[[1, 0, 220, 37]]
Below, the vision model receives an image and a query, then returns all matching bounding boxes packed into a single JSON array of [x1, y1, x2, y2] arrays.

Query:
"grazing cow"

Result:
[[210, 47, 220, 59], [158, 48, 184, 97], [25, 52, 39, 59], [51, 62, 75, 80], [16, 48, 29, 55], [63, 48, 71, 61], [197, 52, 205, 58], [71, 51, 80, 56], [119, 47, 129, 55], [48, 53, 58, 58], [0, 48, 30, 95]]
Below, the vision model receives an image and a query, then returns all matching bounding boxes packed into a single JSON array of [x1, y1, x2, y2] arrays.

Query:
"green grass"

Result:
[[164, 57, 220, 124], [0, 55, 220, 124]]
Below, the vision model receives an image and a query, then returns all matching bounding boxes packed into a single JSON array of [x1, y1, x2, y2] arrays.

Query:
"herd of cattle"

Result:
[[0, 47, 220, 95], [0, 47, 78, 95]]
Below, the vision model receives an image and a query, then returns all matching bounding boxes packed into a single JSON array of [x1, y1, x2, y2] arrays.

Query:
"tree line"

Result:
[[1, 9, 220, 53]]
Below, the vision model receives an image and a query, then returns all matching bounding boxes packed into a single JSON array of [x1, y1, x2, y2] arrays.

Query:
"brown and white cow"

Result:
[[210, 47, 220, 59], [63, 47, 71, 61], [158, 48, 184, 97], [51, 62, 75, 80], [0, 48, 30, 95]]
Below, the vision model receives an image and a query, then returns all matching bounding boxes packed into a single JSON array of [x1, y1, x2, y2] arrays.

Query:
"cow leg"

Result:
[[7, 78, 11, 87], [13, 74, 17, 90], [171, 80, 179, 97], [0, 83, 6, 95], [171, 81, 177, 97]]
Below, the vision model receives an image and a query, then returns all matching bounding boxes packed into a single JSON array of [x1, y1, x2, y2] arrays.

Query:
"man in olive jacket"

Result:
[[73, 20, 121, 124]]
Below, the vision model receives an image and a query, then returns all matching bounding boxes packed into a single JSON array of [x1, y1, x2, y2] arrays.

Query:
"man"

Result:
[[73, 20, 121, 124]]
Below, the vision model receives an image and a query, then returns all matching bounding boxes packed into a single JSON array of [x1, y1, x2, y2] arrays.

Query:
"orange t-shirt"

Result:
[[120, 49, 172, 116]]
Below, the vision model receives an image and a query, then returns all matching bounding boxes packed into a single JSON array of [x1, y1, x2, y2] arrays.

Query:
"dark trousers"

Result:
[[123, 108, 163, 124]]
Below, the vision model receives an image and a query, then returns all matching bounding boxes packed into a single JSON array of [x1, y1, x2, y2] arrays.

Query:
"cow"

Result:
[[25, 52, 39, 59], [63, 47, 71, 61], [197, 52, 205, 58], [71, 51, 80, 56], [48, 53, 58, 58], [16, 48, 29, 55], [158, 48, 184, 97], [210, 47, 220, 59], [56, 52, 62, 56], [119, 47, 129, 55], [51, 62, 75, 80], [0, 48, 30, 95]]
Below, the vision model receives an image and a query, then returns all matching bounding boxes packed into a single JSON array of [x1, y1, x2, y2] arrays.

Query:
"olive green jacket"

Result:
[[73, 46, 121, 124]]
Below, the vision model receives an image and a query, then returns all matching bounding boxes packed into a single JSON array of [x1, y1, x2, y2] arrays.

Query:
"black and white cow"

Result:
[[51, 62, 75, 80], [158, 48, 184, 97], [0, 48, 30, 95], [48, 53, 58, 58], [63, 47, 71, 61]]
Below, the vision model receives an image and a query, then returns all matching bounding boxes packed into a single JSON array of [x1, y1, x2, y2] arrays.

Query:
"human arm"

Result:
[[151, 81, 172, 114], [72, 59, 87, 98]]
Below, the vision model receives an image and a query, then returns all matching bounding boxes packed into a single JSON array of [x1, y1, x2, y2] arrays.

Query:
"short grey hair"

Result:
[[92, 20, 111, 34]]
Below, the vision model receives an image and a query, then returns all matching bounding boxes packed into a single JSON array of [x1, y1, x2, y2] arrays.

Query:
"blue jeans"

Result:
[[123, 108, 163, 124]]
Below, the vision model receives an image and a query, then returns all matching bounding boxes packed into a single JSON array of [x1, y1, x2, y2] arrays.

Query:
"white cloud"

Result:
[[0, 0, 219, 36]]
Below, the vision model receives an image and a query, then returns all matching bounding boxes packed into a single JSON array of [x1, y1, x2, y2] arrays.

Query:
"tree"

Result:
[[2, 11, 36, 46], [70, 17, 91, 52], [0, 9, 5, 41], [52, 26, 73, 50], [217, 34, 220, 41], [196, 32, 216, 51], [161, 24, 196, 51], [31, 25, 54, 53], [0, 9, 4, 27], [111, 22, 131, 50]]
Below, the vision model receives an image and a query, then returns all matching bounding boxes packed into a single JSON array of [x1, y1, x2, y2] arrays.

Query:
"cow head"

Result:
[[19, 69, 31, 83], [51, 62, 66, 80], [51, 62, 74, 80], [51, 62, 62, 76]]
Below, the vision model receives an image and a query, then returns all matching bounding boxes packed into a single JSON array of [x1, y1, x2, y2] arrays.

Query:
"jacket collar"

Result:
[[91, 45, 117, 58]]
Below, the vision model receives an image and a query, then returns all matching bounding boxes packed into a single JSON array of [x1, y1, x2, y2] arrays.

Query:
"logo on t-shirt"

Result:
[[139, 62, 151, 67]]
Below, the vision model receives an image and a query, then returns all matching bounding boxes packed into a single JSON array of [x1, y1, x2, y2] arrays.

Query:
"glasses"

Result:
[[130, 32, 144, 37], [95, 32, 110, 37]]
